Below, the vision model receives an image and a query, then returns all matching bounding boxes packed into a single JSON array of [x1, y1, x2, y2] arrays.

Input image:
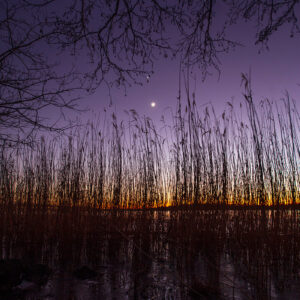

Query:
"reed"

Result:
[[0, 75, 299, 208]]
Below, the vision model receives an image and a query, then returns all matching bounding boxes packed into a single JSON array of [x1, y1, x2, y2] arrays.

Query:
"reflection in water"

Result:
[[1, 207, 300, 299]]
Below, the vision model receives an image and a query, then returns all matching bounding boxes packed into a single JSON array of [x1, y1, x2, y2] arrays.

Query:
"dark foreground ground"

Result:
[[0, 205, 300, 299]]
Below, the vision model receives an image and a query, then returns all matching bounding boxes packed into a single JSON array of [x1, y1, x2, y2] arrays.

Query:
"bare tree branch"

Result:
[[1, 0, 299, 146]]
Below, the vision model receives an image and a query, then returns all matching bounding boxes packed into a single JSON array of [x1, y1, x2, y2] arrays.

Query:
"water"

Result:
[[1, 207, 300, 299]]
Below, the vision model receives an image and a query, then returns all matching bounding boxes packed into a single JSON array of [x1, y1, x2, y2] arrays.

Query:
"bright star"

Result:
[[150, 102, 156, 107]]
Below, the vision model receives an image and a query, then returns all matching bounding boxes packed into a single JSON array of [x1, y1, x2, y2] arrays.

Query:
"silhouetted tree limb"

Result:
[[0, 0, 85, 146], [1, 0, 299, 146], [228, 0, 300, 46]]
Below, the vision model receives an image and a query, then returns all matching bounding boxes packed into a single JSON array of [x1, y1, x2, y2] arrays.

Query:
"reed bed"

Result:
[[1, 77, 300, 298], [0, 76, 299, 208]]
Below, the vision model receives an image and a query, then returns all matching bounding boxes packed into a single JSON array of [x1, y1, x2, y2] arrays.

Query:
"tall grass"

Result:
[[0, 75, 299, 208]]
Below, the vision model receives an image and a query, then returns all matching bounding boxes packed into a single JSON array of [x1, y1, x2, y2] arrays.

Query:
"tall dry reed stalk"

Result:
[[0, 75, 299, 208]]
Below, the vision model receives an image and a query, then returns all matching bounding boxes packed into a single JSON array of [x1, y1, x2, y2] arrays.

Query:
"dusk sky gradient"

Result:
[[5, 1, 299, 131], [73, 9, 300, 127]]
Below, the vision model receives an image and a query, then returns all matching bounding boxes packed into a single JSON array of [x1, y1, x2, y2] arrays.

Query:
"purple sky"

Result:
[[77, 21, 300, 126], [35, 2, 300, 130]]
